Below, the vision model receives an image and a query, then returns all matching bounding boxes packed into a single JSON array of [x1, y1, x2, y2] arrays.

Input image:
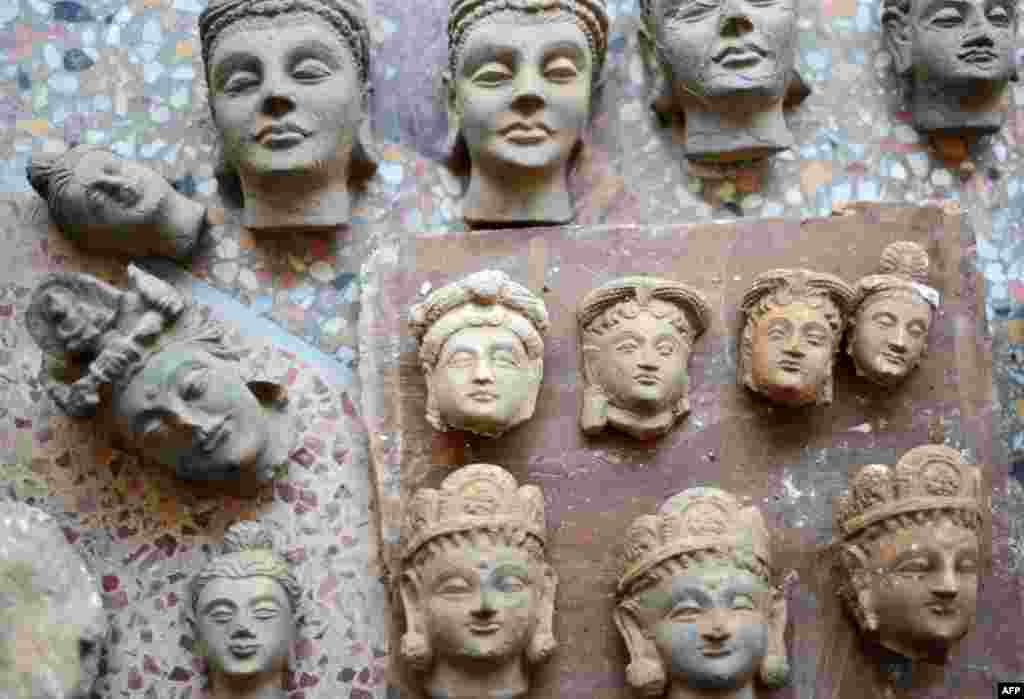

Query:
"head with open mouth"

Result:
[[739, 268, 856, 408], [189, 522, 301, 694], [882, 0, 1016, 133], [847, 242, 938, 388], [615, 488, 789, 697], [199, 0, 377, 229], [833, 446, 983, 663], [398, 464, 556, 699], [411, 270, 549, 438], [27, 143, 205, 259], [578, 276, 711, 440], [445, 0, 609, 224], [638, 0, 805, 161]]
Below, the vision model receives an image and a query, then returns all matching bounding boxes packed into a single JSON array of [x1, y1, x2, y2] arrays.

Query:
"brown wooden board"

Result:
[[360, 203, 1016, 699]]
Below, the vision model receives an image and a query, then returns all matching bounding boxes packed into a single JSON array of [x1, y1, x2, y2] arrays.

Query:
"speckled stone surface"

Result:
[[1, 0, 1023, 696]]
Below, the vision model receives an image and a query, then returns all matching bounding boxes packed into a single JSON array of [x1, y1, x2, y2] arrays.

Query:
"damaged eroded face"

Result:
[[909, 0, 1016, 85]]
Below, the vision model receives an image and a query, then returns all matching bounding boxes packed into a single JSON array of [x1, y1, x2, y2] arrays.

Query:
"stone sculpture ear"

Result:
[[527, 564, 559, 665], [841, 544, 878, 632], [613, 602, 666, 697], [579, 345, 609, 435], [399, 569, 434, 672], [761, 587, 790, 687], [636, 23, 674, 127], [882, 6, 914, 77], [443, 70, 471, 175], [352, 114, 381, 181]]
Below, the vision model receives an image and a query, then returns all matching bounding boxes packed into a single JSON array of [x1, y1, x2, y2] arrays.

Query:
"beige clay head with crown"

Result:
[[398, 464, 556, 699], [739, 269, 856, 408], [847, 242, 939, 388], [410, 271, 549, 438], [578, 276, 711, 440], [615, 487, 789, 697], [833, 445, 983, 662]]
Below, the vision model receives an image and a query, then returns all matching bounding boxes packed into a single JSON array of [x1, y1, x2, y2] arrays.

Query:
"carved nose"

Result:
[[782, 337, 806, 357], [511, 70, 545, 114], [931, 568, 960, 599], [720, 14, 754, 38], [261, 92, 296, 118], [888, 328, 908, 351], [701, 610, 732, 641], [472, 360, 495, 383], [472, 589, 497, 617]]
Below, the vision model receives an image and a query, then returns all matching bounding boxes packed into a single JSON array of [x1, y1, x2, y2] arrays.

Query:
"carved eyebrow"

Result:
[[201, 597, 238, 616], [248, 595, 284, 609], [285, 39, 349, 70], [489, 341, 526, 356], [541, 40, 588, 64], [460, 44, 518, 75], [212, 52, 261, 89], [920, 0, 966, 19]]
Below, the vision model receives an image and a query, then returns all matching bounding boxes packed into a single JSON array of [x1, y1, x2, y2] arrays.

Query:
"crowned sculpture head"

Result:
[[615, 488, 789, 698], [739, 269, 856, 407], [833, 445, 983, 662], [445, 0, 609, 225], [26, 267, 293, 483], [847, 242, 939, 387], [27, 143, 205, 260], [578, 276, 711, 440], [0, 501, 107, 699], [882, 0, 1016, 134], [199, 0, 377, 230], [410, 271, 549, 438], [398, 464, 557, 699], [638, 0, 805, 161], [188, 521, 301, 696]]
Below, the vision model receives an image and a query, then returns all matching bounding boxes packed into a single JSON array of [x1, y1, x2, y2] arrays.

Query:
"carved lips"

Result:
[[254, 122, 313, 149], [712, 43, 769, 70], [498, 121, 555, 145]]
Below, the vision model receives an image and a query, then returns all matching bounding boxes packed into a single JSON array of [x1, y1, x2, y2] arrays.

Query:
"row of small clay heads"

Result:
[[25, 0, 1015, 249], [8, 444, 979, 699], [411, 241, 937, 440]]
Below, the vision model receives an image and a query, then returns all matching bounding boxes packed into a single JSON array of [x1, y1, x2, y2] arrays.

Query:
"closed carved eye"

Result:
[[471, 62, 514, 86]]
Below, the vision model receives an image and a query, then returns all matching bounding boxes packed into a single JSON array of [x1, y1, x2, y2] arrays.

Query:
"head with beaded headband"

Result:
[[398, 464, 556, 699], [614, 488, 789, 697], [833, 445, 983, 662], [198, 0, 377, 229], [188, 521, 302, 694], [410, 270, 549, 438], [847, 242, 939, 387], [0, 500, 107, 699], [739, 268, 856, 407], [578, 276, 711, 440], [637, 0, 806, 161], [444, 0, 610, 225], [25, 267, 293, 483]]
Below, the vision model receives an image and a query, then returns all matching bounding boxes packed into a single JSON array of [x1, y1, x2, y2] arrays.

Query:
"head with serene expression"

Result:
[[27, 144, 204, 259], [578, 276, 711, 440], [848, 242, 938, 387], [739, 269, 856, 407], [410, 270, 549, 438], [199, 0, 376, 226], [0, 501, 107, 699], [399, 465, 557, 699], [188, 522, 301, 690], [445, 0, 609, 224], [833, 446, 983, 662], [615, 488, 788, 697]]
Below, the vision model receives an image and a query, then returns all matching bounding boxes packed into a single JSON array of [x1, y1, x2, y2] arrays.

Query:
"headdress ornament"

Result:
[[400, 464, 546, 561], [834, 445, 982, 540], [740, 268, 857, 334], [410, 270, 549, 368], [618, 487, 771, 594], [578, 275, 711, 338], [854, 241, 940, 309], [447, 0, 609, 78], [199, 0, 371, 85]]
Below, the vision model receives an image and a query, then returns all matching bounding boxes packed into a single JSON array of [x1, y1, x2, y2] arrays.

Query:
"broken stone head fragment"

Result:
[[615, 487, 789, 697], [188, 521, 301, 697], [398, 464, 556, 699], [882, 0, 1016, 135], [26, 266, 293, 482], [446, 0, 609, 224], [578, 276, 711, 440], [27, 142, 206, 260], [638, 0, 806, 161], [410, 270, 549, 437], [848, 242, 938, 387], [199, 0, 377, 230], [739, 268, 856, 407], [833, 445, 983, 662], [0, 500, 107, 699]]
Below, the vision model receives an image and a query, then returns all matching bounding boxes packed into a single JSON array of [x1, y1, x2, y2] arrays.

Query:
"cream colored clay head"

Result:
[[739, 269, 856, 407], [188, 522, 302, 696], [578, 276, 711, 440], [398, 464, 557, 699], [615, 488, 788, 697], [833, 445, 983, 663], [847, 242, 938, 388], [410, 270, 549, 437]]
